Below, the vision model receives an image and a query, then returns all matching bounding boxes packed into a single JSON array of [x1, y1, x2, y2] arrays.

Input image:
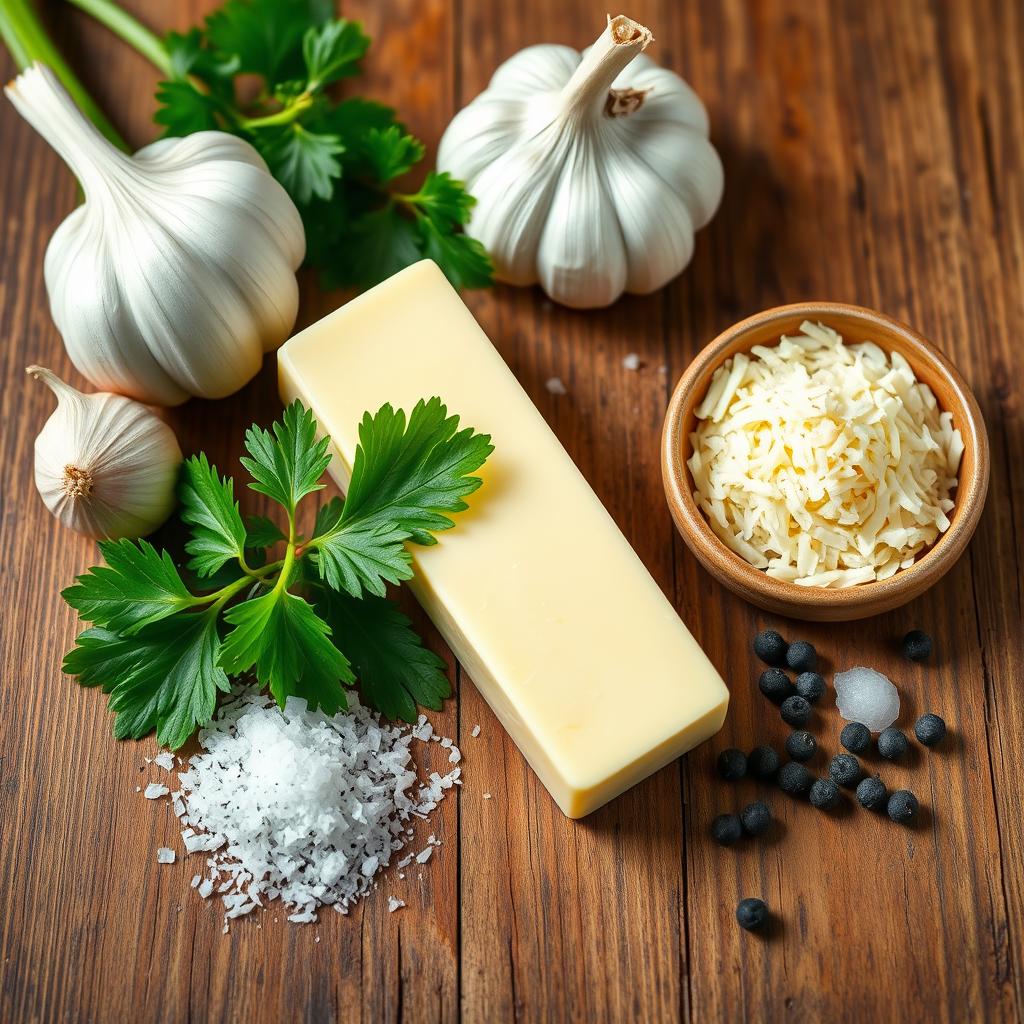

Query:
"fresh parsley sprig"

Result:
[[61, 399, 493, 749], [151, 0, 493, 290]]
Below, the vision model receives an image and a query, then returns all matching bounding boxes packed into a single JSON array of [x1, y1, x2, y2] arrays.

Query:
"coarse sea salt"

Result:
[[147, 689, 459, 924], [153, 752, 175, 771], [144, 783, 169, 799]]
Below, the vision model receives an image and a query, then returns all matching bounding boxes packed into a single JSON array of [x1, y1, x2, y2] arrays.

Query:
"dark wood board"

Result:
[[0, 1, 1021, 1021]]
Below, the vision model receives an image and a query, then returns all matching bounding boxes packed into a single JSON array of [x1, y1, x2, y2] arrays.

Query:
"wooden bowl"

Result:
[[661, 303, 990, 621]]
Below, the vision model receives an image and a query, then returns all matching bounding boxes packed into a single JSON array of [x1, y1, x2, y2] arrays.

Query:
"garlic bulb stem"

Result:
[[6, 67, 126, 199], [558, 15, 653, 122]]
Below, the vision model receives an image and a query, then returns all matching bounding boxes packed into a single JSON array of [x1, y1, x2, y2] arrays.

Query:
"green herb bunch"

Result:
[[155, 0, 492, 290], [62, 399, 493, 749]]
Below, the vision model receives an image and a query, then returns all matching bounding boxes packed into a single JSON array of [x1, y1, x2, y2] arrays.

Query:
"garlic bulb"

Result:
[[28, 366, 182, 539], [438, 15, 724, 309], [6, 64, 306, 407]]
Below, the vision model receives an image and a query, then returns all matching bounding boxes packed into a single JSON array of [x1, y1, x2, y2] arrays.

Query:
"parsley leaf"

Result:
[[339, 398, 493, 545], [220, 588, 353, 709], [241, 400, 331, 515], [178, 454, 248, 577], [62, 539, 195, 634], [302, 18, 370, 90], [316, 589, 449, 722], [203, 0, 333, 86], [262, 122, 344, 205], [359, 126, 425, 183], [63, 612, 229, 749], [245, 514, 287, 548], [313, 523, 413, 598]]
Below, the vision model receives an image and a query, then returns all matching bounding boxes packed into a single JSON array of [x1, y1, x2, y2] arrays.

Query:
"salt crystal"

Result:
[[156, 848, 175, 864], [834, 666, 901, 732], [622, 353, 641, 370], [388, 897, 405, 913], [471, 725, 481, 738], [448, 749, 461, 764], [154, 752, 175, 771], [483, 793, 492, 800], [154, 687, 460, 925], [144, 783, 169, 799], [545, 377, 567, 395], [190, 875, 201, 888]]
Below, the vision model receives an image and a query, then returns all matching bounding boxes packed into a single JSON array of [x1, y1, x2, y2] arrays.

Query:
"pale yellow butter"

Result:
[[278, 260, 728, 817]]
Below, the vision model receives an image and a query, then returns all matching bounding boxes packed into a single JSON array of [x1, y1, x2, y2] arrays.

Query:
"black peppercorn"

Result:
[[785, 730, 816, 762], [840, 722, 871, 754], [887, 790, 920, 824], [902, 630, 933, 662], [915, 713, 946, 747], [857, 775, 888, 811], [829, 753, 863, 788], [785, 640, 818, 673], [758, 668, 795, 704], [711, 813, 743, 845], [740, 801, 773, 837], [809, 778, 841, 810], [753, 629, 788, 667], [877, 728, 909, 761], [780, 695, 812, 728], [736, 897, 769, 931], [794, 671, 826, 703], [778, 761, 813, 797], [716, 747, 748, 781], [747, 745, 781, 781]]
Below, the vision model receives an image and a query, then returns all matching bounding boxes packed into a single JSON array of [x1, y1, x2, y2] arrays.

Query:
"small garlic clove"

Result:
[[27, 366, 182, 540]]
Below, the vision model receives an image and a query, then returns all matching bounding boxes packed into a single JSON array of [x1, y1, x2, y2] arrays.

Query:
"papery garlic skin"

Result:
[[6, 64, 305, 406], [28, 367, 182, 540], [438, 15, 723, 309]]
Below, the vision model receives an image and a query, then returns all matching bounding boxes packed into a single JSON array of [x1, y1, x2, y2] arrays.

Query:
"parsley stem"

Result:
[[239, 94, 314, 130], [65, 0, 171, 76], [0, 0, 127, 149]]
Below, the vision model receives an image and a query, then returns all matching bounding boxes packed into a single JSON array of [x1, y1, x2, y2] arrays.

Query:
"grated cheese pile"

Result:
[[688, 322, 964, 586], [150, 689, 461, 925]]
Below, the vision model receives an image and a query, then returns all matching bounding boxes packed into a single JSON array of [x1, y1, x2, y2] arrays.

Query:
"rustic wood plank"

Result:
[[671, 0, 1019, 1020]]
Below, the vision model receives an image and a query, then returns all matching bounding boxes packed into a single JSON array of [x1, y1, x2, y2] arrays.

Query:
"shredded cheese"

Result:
[[688, 322, 963, 587]]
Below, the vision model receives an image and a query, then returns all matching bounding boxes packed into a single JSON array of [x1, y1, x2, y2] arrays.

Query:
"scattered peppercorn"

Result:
[[736, 897, 769, 931], [778, 761, 813, 797], [877, 728, 909, 761], [741, 801, 773, 837], [887, 790, 920, 824], [758, 668, 795, 704], [711, 813, 743, 845], [747, 745, 781, 781], [840, 722, 871, 754], [754, 629, 788, 667], [902, 629, 933, 663], [717, 748, 748, 781], [856, 775, 888, 811], [794, 671, 826, 703], [785, 730, 816, 762], [780, 695, 812, 728], [915, 713, 947, 747], [809, 778, 841, 810], [829, 753, 863, 788], [786, 640, 818, 673]]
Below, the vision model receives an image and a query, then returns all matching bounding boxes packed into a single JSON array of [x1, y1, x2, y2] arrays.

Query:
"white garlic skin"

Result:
[[29, 367, 182, 540], [438, 16, 724, 309], [6, 65, 306, 407]]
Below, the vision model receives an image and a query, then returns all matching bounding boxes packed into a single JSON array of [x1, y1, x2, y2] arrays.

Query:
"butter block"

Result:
[[278, 261, 728, 817]]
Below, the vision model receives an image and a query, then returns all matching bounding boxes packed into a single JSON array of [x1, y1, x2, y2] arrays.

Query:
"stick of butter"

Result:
[[278, 260, 728, 817]]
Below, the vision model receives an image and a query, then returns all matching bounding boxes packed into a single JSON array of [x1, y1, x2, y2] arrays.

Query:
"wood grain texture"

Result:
[[0, 1, 1021, 1022]]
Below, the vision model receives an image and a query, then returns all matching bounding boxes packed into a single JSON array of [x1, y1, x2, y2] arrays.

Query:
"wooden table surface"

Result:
[[2, 1, 1022, 1021]]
